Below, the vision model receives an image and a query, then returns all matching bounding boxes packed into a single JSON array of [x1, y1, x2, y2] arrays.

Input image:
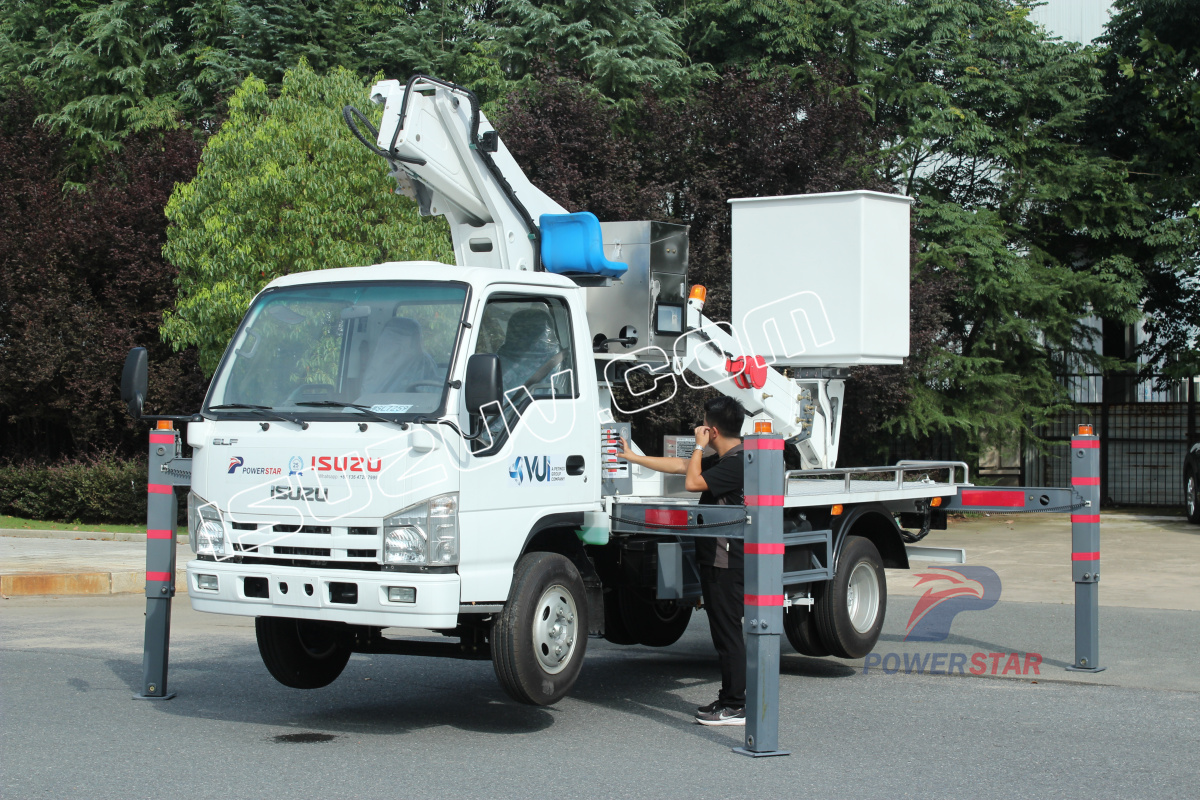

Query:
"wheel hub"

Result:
[[532, 584, 578, 674], [846, 562, 881, 634]]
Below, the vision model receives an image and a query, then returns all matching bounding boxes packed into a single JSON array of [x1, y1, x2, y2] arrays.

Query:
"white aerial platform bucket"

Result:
[[730, 190, 913, 367]]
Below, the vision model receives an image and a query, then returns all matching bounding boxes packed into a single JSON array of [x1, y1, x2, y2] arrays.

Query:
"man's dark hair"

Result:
[[703, 396, 746, 439]]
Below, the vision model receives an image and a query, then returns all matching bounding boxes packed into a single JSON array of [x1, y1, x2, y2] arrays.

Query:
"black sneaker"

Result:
[[696, 699, 722, 715], [695, 706, 746, 726]]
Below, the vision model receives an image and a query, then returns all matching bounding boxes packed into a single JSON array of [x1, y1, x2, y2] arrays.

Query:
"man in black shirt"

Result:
[[619, 396, 747, 726]]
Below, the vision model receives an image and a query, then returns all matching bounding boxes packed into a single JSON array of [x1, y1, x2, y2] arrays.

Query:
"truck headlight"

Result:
[[188, 491, 225, 557], [383, 493, 458, 566]]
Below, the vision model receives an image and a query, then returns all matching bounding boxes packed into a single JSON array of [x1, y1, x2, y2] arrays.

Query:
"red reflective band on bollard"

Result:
[[1071, 439, 1100, 449], [746, 495, 784, 507], [147, 484, 172, 494], [745, 543, 785, 555], [959, 489, 1025, 507], [149, 433, 175, 444], [1072, 477, 1101, 486], [743, 438, 784, 451], [645, 508, 688, 526], [146, 571, 171, 582], [1072, 552, 1100, 561], [744, 594, 785, 606], [146, 529, 173, 539], [1071, 514, 1101, 524]]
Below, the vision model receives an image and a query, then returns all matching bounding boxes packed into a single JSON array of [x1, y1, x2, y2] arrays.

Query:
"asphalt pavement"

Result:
[[2, 512, 1198, 798], [3, 591, 1198, 798]]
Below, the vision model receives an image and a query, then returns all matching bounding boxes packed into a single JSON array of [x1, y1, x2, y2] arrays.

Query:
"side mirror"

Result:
[[464, 353, 503, 415], [120, 347, 148, 419]]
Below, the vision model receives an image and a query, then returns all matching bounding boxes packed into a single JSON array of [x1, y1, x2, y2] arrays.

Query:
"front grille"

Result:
[[230, 522, 259, 531], [273, 546, 331, 557], [348, 526, 378, 536], [233, 542, 261, 552], [272, 524, 332, 534], [237, 556, 383, 571], [346, 549, 377, 558]]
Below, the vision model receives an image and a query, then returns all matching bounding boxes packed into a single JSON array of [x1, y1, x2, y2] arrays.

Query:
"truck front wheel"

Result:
[[492, 552, 589, 705], [813, 535, 887, 659], [255, 617, 352, 689]]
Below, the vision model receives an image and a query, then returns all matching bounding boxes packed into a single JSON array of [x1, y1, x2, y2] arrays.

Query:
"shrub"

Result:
[[0, 457, 149, 524]]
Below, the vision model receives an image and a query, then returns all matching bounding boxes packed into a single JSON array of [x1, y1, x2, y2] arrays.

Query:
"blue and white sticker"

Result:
[[370, 404, 413, 413], [508, 455, 567, 486]]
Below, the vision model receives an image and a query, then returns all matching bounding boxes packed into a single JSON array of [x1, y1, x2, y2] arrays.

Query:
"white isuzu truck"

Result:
[[141, 75, 968, 705]]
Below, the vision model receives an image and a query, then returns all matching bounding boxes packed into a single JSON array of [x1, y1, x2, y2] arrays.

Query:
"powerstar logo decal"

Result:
[[227, 456, 282, 477], [508, 455, 567, 486], [904, 566, 1001, 642]]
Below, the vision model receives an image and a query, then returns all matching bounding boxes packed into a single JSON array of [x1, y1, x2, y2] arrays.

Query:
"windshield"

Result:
[[206, 282, 468, 418]]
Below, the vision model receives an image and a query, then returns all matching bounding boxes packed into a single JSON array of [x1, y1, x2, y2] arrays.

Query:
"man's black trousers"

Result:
[[700, 564, 746, 708]]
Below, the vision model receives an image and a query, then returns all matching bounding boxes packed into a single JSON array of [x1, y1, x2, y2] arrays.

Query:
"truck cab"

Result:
[[187, 263, 603, 627]]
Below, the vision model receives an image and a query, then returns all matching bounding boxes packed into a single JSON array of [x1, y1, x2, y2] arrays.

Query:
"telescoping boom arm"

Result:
[[349, 76, 846, 468], [671, 288, 845, 469]]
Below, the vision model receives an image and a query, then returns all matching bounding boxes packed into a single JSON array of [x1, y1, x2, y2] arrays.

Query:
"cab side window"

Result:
[[475, 295, 576, 400]]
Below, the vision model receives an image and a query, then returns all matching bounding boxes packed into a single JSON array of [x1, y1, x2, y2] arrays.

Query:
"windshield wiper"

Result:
[[295, 401, 409, 428], [207, 404, 308, 429]]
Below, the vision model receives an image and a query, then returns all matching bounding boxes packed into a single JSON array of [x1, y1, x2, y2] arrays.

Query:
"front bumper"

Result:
[[186, 559, 460, 629]]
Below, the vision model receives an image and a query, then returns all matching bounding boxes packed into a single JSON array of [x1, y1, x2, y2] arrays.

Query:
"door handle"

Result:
[[566, 455, 585, 476]]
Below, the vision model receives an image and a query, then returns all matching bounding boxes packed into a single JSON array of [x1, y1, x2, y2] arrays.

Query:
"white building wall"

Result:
[[1028, 0, 1115, 44]]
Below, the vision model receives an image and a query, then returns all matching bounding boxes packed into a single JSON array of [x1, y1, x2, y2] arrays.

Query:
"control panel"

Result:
[[601, 422, 633, 496]]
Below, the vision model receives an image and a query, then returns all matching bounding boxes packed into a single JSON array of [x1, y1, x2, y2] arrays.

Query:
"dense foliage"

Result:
[[0, 94, 206, 461], [160, 63, 454, 373], [1, 0, 1196, 483]]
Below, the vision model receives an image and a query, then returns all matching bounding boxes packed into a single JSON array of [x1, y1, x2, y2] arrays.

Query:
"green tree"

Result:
[[1092, 0, 1200, 376], [161, 62, 454, 373], [805, 0, 1146, 452], [1, 0, 196, 163], [489, 0, 707, 101]]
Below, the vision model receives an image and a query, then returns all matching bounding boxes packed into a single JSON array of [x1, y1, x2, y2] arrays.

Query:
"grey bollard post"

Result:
[[734, 431, 790, 758], [1066, 426, 1105, 673], [134, 425, 181, 700]]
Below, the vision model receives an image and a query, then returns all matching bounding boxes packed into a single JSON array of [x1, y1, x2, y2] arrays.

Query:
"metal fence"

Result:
[[1026, 375, 1198, 508]]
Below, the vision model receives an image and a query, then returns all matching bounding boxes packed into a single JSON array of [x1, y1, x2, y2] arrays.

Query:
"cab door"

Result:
[[456, 286, 598, 601]]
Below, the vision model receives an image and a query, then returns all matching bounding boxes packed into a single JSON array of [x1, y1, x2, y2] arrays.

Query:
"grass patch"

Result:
[[0, 515, 147, 534]]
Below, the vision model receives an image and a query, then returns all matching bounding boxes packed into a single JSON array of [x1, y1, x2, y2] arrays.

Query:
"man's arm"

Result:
[[683, 424, 712, 492], [618, 437, 688, 475]]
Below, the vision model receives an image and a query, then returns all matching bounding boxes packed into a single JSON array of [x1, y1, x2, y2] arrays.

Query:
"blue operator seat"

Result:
[[539, 212, 628, 278]]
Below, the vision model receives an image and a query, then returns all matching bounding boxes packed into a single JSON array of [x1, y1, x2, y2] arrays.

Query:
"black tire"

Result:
[[783, 599, 831, 657], [1186, 470, 1200, 524], [617, 588, 693, 647], [492, 552, 589, 705], [814, 535, 887, 659], [602, 589, 638, 645], [255, 617, 352, 689]]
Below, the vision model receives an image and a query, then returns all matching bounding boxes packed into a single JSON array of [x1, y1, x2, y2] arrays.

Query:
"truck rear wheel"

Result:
[[602, 589, 638, 645], [1187, 471, 1199, 524], [814, 535, 887, 659], [618, 588, 692, 647], [492, 552, 589, 705], [783, 601, 831, 657], [255, 617, 352, 689]]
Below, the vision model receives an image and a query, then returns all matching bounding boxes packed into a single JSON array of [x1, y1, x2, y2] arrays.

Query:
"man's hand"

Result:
[[694, 424, 713, 451], [619, 436, 635, 461]]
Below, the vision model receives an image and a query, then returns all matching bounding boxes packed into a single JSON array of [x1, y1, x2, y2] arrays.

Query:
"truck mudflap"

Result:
[[185, 559, 460, 629]]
